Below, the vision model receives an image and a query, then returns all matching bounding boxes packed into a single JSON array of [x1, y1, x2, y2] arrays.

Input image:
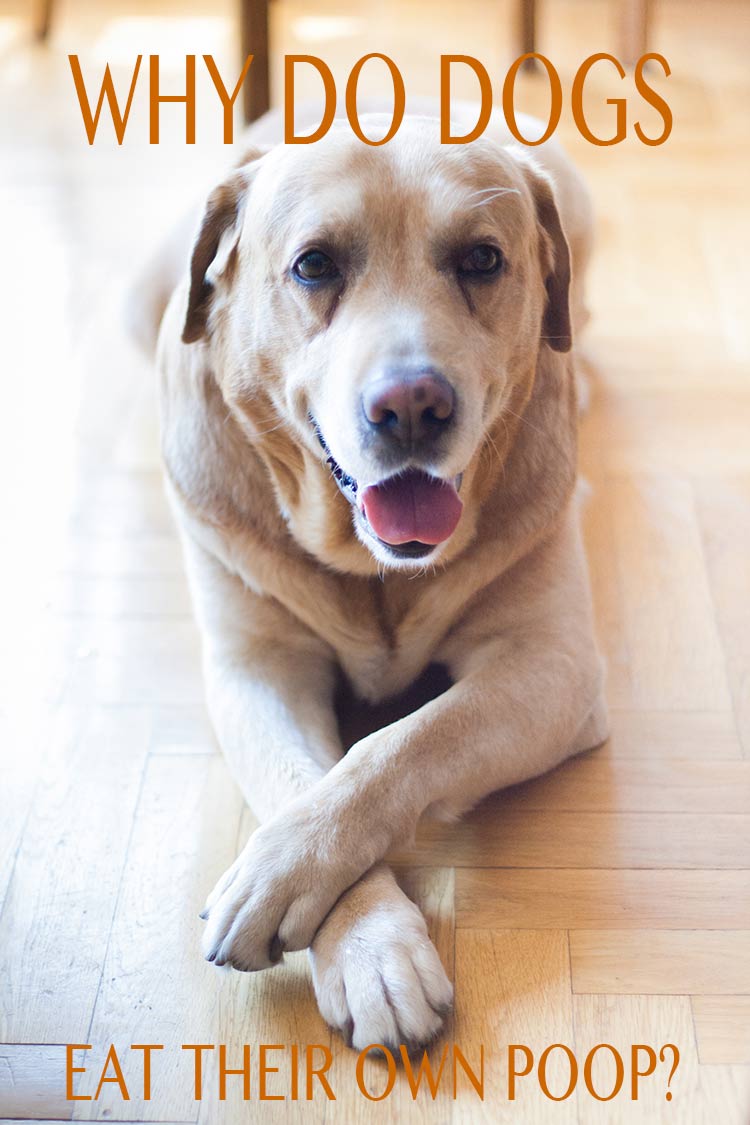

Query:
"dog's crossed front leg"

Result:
[[184, 537, 453, 1050], [198, 518, 607, 988]]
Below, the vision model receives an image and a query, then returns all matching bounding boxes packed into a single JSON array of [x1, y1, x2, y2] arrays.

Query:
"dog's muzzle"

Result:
[[311, 417, 463, 561]]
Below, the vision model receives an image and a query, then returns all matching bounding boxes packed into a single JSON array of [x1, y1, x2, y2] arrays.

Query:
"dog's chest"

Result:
[[333, 579, 452, 702], [338, 636, 433, 703]]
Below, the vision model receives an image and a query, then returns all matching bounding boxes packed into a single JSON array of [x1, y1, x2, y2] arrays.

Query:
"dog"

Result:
[[145, 102, 607, 1053]]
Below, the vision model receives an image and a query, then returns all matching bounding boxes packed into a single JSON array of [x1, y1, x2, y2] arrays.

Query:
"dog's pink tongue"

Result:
[[361, 471, 463, 546]]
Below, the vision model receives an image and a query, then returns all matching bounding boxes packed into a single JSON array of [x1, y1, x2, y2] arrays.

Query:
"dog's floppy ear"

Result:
[[522, 163, 572, 354], [182, 147, 266, 344]]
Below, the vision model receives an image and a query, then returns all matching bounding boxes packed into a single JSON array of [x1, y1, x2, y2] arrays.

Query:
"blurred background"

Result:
[[1, 1, 748, 1121]]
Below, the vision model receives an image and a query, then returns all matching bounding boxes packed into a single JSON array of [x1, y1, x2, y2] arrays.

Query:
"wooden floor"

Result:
[[0, 0, 748, 1122]]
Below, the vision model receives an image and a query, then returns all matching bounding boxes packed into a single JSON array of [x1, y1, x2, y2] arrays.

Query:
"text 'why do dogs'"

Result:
[[69, 52, 672, 147]]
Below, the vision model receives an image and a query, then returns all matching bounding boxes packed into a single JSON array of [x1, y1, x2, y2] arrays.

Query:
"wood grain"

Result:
[[694, 476, 750, 757], [570, 932, 750, 995], [604, 710, 742, 760], [496, 755, 750, 812], [0, 1045, 73, 1122], [456, 869, 750, 930], [691, 997, 750, 1066], [607, 475, 731, 712], [0, 711, 50, 916], [397, 807, 750, 869], [453, 930, 577, 1123], [0, 707, 151, 1042], [73, 755, 244, 1122]]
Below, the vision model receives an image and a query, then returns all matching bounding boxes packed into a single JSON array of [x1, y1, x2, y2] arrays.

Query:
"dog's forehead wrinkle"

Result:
[[251, 125, 534, 266], [382, 144, 531, 248]]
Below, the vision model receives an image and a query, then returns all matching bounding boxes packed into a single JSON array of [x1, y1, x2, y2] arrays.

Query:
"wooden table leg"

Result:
[[35, 0, 54, 40], [620, 0, 652, 65], [241, 0, 270, 123], [519, 0, 537, 56]]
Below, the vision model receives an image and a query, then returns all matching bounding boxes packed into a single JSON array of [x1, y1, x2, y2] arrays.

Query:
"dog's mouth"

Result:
[[312, 420, 463, 559]]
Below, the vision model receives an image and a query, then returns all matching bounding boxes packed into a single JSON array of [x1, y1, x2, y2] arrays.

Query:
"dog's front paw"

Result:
[[309, 868, 453, 1053], [199, 805, 362, 971]]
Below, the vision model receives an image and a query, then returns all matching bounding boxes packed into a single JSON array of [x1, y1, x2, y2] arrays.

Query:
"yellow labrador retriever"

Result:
[[151, 104, 607, 1053]]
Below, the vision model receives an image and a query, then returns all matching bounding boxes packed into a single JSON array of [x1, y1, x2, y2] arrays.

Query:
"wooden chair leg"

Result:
[[241, 0, 271, 123], [35, 0, 54, 40], [519, 0, 536, 55], [620, 0, 652, 66]]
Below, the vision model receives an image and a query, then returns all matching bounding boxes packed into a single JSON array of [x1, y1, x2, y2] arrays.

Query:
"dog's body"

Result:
[[149, 102, 607, 1052]]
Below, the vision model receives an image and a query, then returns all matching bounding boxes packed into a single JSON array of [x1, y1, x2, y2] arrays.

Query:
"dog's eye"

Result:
[[293, 250, 339, 284], [457, 244, 504, 279]]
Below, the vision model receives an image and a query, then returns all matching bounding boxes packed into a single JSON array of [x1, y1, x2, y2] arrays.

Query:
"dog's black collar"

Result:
[[310, 416, 358, 501]]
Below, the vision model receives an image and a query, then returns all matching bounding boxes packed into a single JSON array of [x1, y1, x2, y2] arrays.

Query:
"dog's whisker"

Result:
[[503, 405, 570, 465], [220, 399, 287, 439], [252, 419, 287, 437], [464, 185, 521, 200], [469, 188, 522, 209], [481, 425, 504, 473]]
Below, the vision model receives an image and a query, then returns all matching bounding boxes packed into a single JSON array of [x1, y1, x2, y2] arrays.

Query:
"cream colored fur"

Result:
[[146, 103, 607, 1053]]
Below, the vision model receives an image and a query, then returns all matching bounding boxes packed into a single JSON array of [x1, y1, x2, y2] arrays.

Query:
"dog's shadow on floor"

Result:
[[334, 662, 453, 750]]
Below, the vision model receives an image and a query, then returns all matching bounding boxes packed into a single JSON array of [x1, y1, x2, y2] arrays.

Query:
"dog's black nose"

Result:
[[362, 369, 455, 446]]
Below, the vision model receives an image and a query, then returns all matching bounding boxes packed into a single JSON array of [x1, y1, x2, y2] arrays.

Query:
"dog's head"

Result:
[[181, 116, 572, 571]]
